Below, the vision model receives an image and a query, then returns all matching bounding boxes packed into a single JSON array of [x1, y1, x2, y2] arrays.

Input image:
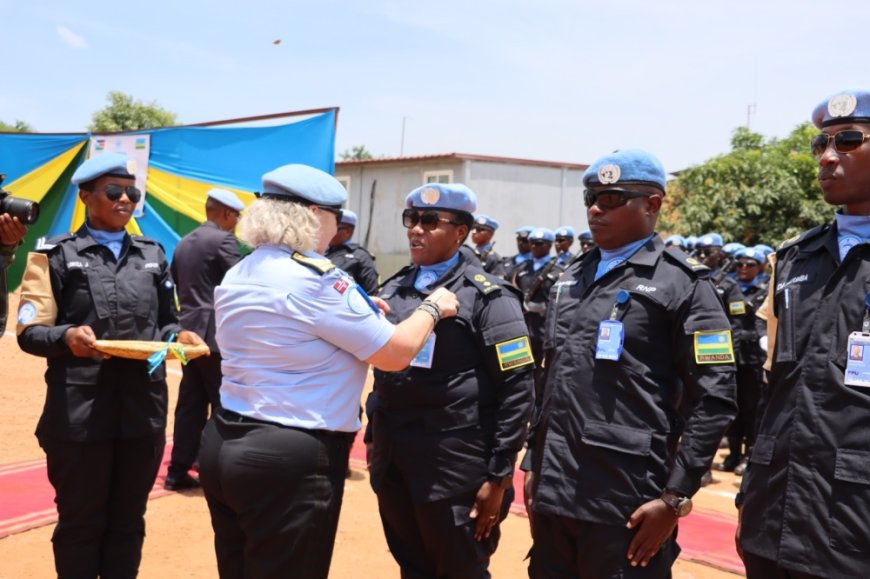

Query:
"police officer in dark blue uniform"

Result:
[[578, 229, 595, 254], [522, 149, 737, 578], [737, 89, 870, 579], [470, 214, 505, 276], [366, 182, 534, 578], [325, 209, 380, 294], [16, 152, 205, 578], [554, 226, 575, 266], [503, 225, 534, 282]]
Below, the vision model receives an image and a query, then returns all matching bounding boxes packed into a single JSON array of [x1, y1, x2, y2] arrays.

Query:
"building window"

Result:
[[423, 170, 452, 184], [336, 175, 351, 191]]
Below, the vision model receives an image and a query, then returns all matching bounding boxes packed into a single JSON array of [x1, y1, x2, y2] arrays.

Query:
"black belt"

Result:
[[220, 408, 352, 440]]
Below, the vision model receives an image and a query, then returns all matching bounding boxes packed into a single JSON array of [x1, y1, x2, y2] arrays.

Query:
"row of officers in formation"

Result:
[[2, 87, 870, 579]]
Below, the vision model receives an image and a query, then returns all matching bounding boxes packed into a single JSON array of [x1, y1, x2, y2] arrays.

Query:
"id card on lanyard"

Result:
[[844, 292, 870, 387], [595, 289, 631, 361]]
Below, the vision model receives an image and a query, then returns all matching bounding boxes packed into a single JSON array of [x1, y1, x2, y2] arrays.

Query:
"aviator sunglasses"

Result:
[[103, 184, 142, 204], [316, 205, 343, 225], [810, 130, 870, 159], [583, 189, 652, 209], [402, 209, 463, 231]]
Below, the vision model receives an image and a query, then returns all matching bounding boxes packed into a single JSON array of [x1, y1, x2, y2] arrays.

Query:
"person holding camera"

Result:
[[0, 212, 28, 333]]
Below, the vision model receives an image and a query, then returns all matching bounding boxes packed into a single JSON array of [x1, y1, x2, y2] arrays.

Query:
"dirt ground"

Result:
[[0, 290, 741, 578]]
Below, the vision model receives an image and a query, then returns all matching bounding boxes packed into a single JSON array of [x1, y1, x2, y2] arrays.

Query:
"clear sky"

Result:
[[3, 0, 870, 172]]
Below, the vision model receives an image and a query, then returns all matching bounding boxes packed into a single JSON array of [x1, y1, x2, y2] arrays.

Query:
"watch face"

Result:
[[676, 498, 693, 517]]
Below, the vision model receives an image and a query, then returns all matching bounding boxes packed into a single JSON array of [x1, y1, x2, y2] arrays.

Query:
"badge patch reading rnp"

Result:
[[495, 337, 534, 371], [694, 331, 735, 364]]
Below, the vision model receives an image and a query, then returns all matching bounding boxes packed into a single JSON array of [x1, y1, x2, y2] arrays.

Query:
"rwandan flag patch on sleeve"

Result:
[[495, 337, 534, 371], [694, 330, 735, 364]]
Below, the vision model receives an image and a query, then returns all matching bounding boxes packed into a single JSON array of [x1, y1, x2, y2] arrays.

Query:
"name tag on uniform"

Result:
[[595, 320, 624, 361], [845, 332, 870, 387], [410, 333, 436, 368]]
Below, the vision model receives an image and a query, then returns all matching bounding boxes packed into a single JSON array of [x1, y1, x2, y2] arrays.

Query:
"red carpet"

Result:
[[2, 433, 744, 575]]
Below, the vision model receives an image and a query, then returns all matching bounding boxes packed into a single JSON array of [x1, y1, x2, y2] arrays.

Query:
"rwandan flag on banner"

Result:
[[495, 337, 535, 371], [693, 331, 735, 364]]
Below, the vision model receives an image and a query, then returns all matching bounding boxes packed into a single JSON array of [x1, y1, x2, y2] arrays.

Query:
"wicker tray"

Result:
[[92, 340, 211, 361]]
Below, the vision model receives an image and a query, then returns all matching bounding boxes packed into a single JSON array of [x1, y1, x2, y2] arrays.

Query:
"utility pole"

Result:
[[400, 116, 407, 157]]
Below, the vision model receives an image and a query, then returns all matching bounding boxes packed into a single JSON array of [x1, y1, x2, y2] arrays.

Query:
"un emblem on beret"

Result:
[[477, 217, 486, 224], [598, 164, 621, 184], [420, 187, 441, 205], [828, 94, 857, 118]]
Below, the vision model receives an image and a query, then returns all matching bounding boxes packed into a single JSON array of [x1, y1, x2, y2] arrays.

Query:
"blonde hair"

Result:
[[237, 198, 319, 252]]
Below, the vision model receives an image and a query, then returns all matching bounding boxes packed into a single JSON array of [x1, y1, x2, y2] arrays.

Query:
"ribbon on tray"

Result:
[[147, 332, 191, 375]]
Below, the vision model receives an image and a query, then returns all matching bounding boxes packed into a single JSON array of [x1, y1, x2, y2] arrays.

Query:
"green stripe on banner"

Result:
[[501, 351, 531, 363], [698, 347, 732, 355], [7, 146, 88, 290], [145, 193, 200, 239]]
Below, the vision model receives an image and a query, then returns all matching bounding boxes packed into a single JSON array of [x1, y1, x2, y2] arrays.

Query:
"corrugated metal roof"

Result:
[[336, 152, 588, 170]]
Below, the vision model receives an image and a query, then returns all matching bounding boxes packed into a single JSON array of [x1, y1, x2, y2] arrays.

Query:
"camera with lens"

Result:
[[0, 174, 40, 225]]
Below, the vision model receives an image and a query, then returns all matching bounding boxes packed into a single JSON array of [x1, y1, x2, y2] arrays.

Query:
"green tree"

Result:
[[339, 145, 374, 161], [0, 119, 34, 132], [661, 123, 831, 247], [89, 91, 177, 132]]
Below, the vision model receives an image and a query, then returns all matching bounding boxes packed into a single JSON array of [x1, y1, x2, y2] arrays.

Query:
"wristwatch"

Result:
[[487, 475, 513, 490], [660, 490, 693, 517]]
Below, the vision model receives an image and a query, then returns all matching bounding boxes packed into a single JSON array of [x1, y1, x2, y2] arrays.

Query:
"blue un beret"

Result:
[[207, 188, 245, 212], [72, 152, 136, 185], [665, 234, 686, 248], [582, 149, 667, 192], [515, 225, 535, 237], [684, 235, 698, 249], [722, 242, 746, 256], [405, 183, 477, 214], [578, 230, 593, 241], [753, 244, 774, 257], [261, 164, 347, 207], [555, 226, 575, 238], [812, 90, 870, 128], [529, 228, 555, 243], [697, 233, 724, 247], [473, 214, 499, 231], [340, 209, 358, 227], [735, 247, 765, 263]]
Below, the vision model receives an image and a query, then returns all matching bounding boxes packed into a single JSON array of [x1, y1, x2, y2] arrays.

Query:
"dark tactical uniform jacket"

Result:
[[471, 245, 505, 277], [740, 224, 870, 578], [325, 242, 379, 295], [17, 227, 180, 442], [365, 251, 534, 503], [523, 235, 737, 524]]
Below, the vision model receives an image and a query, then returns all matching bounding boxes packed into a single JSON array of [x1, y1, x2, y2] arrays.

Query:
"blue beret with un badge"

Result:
[[340, 209, 358, 227], [555, 226, 575, 238], [516, 225, 535, 237], [71, 152, 136, 185], [261, 164, 348, 206], [406, 183, 477, 214], [578, 230, 593, 241], [753, 243, 773, 257], [529, 228, 555, 243], [722, 242, 746, 256], [698, 233, 724, 247], [736, 247, 765, 263], [665, 234, 686, 248], [812, 90, 870, 128], [582, 149, 667, 191], [474, 214, 499, 231]]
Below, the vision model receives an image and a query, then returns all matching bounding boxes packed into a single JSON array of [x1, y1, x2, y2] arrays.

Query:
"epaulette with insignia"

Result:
[[291, 251, 336, 275], [35, 233, 74, 253], [775, 224, 829, 252], [465, 269, 503, 296], [663, 247, 711, 276]]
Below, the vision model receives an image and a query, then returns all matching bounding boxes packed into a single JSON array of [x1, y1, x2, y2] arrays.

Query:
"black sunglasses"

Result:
[[402, 209, 462, 231], [316, 205, 343, 225], [584, 188, 652, 209], [103, 184, 142, 204], [530, 240, 551, 246], [471, 226, 492, 232], [735, 261, 761, 268], [695, 247, 720, 258], [811, 130, 870, 159], [554, 236, 571, 242]]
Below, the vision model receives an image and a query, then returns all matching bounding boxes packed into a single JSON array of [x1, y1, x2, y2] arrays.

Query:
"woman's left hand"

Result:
[[177, 330, 207, 349], [469, 480, 505, 541]]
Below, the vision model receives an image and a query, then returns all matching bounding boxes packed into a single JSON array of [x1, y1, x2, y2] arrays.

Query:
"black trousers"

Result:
[[528, 512, 679, 579], [743, 551, 828, 579], [376, 464, 513, 579], [199, 410, 350, 579], [727, 364, 763, 459], [168, 353, 223, 479], [40, 434, 165, 579]]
